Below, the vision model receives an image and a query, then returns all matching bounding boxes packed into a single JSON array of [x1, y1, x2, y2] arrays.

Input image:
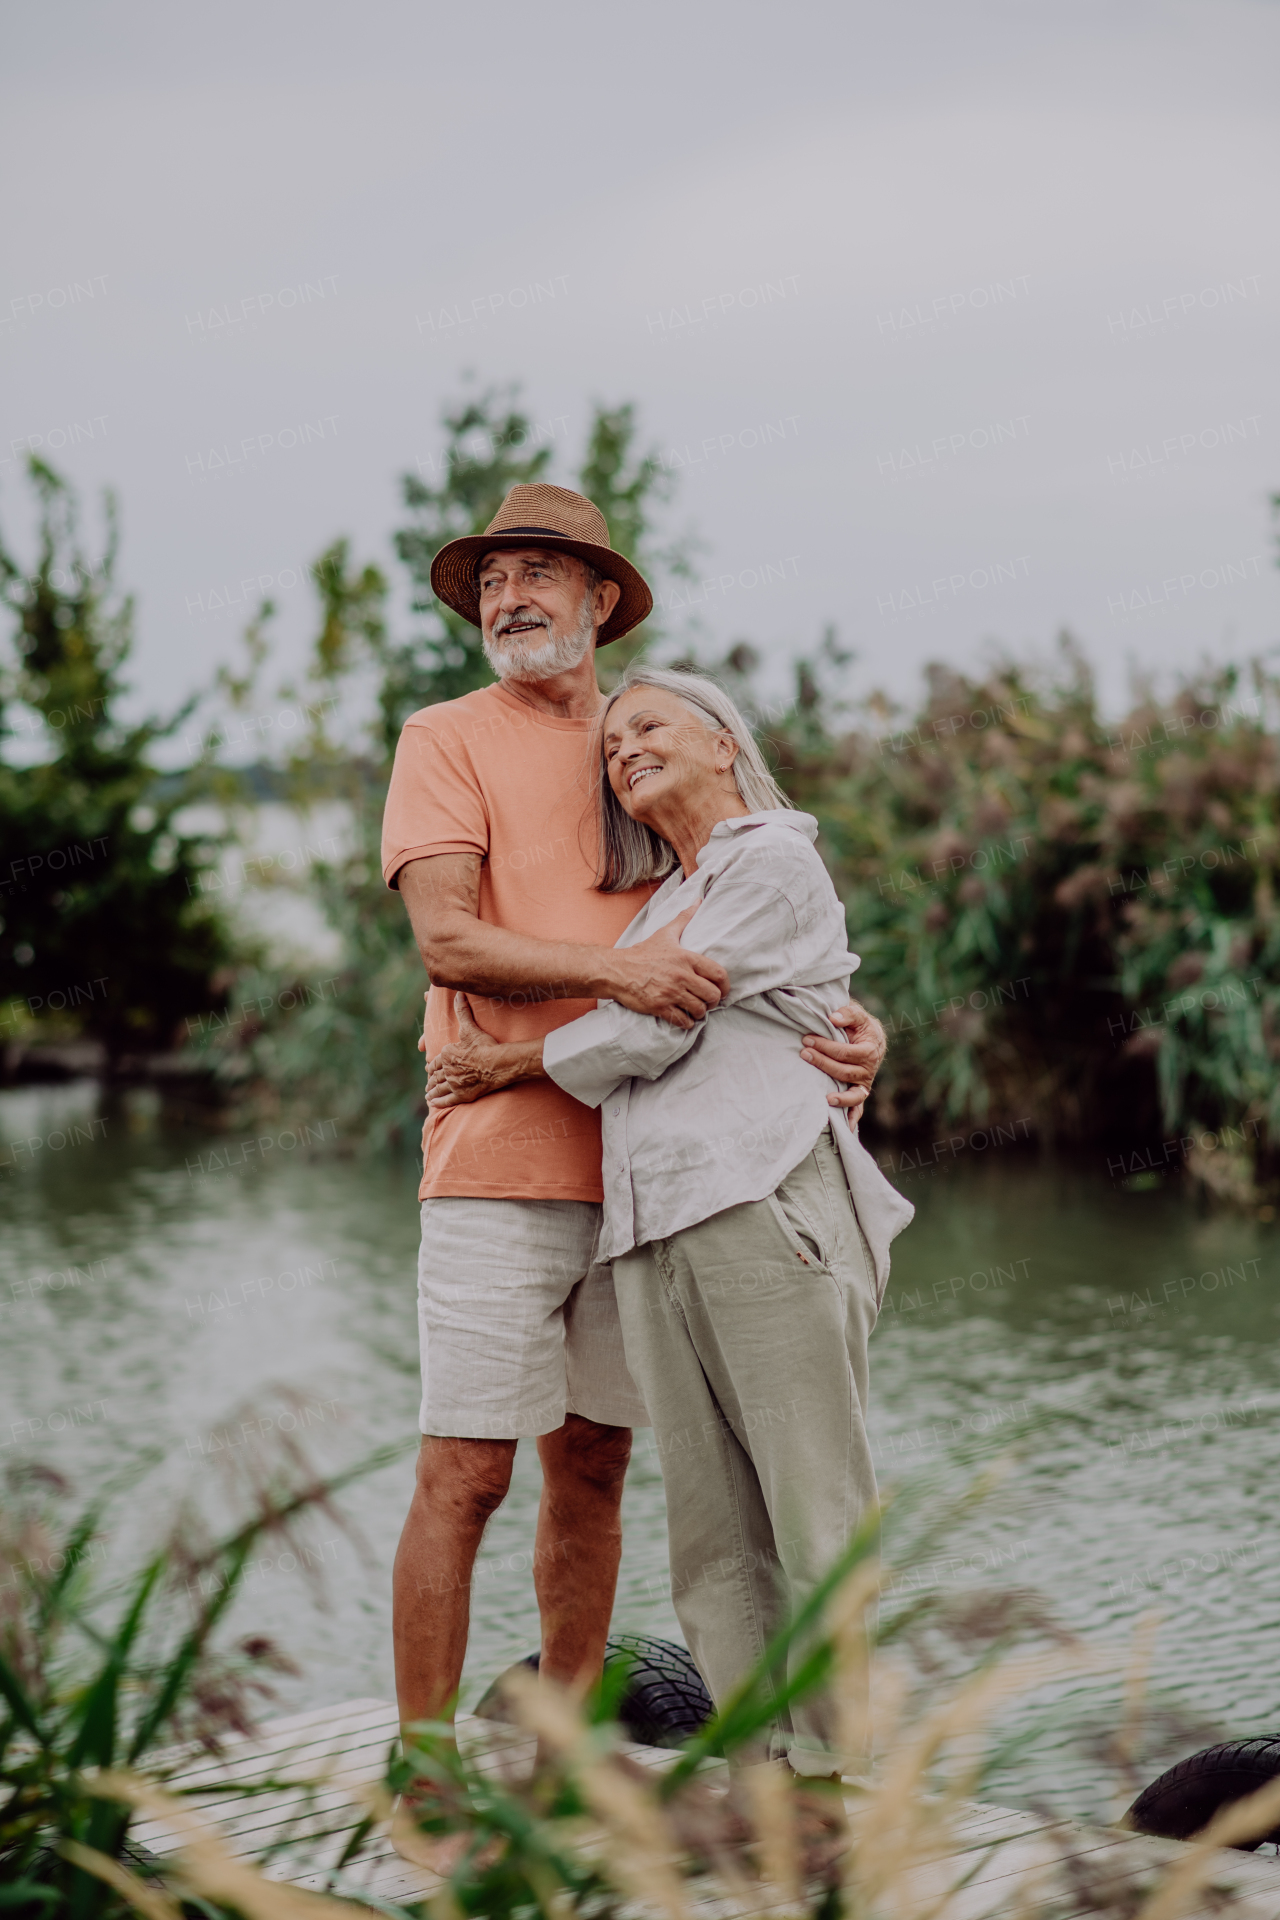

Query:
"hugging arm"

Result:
[[542, 985, 886, 1124], [420, 847, 887, 1116], [421, 996, 546, 1110], [398, 854, 727, 1027], [424, 903, 704, 1111], [542, 862, 832, 1107], [542, 985, 702, 1108]]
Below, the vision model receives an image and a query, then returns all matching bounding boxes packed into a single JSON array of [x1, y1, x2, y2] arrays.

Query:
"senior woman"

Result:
[[428, 666, 912, 1779]]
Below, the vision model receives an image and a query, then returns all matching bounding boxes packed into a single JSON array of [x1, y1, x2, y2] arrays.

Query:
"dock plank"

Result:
[[130, 1698, 1280, 1916]]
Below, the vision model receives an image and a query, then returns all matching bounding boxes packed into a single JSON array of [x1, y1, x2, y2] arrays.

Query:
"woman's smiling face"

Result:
[[603, 685, 737, 823]]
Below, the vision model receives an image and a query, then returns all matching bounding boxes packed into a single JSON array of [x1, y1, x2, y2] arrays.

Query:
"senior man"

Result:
[[382, 482, 885, 1736]]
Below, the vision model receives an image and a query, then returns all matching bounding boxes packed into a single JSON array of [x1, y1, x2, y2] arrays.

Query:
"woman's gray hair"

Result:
[[594, 665, 794, 893]]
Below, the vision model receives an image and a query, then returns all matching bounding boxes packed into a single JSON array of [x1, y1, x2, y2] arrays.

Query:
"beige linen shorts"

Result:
[[417, 1197, 649, 1439]]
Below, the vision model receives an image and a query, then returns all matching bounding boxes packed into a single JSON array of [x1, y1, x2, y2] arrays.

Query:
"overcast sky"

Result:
[[3, 0, 1278, 739]]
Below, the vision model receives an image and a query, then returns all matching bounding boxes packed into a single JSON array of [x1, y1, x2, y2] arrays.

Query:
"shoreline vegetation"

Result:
[[11, 1440, 1280, 1920], [2, 393, 1278, 1207]]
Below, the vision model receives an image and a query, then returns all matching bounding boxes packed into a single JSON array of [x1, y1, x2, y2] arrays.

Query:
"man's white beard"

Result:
[[483, 595, 596, 683]]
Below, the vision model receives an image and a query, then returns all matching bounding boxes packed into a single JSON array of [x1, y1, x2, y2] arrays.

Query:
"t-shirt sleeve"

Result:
[[381, 717, 490, 889]]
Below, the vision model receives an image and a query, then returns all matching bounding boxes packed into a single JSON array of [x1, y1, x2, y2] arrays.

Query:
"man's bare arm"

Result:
[[397, 856, 727, 1029]]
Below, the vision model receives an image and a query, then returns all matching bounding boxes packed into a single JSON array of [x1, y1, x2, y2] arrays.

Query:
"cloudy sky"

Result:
[[4, 0, 1278, 736]]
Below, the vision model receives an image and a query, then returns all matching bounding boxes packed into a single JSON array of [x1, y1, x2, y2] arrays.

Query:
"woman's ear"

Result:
[[715, 729, 739, 774]]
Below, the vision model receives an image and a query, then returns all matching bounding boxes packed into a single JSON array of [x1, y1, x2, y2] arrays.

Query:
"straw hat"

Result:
[[429, 483, 653, 648]]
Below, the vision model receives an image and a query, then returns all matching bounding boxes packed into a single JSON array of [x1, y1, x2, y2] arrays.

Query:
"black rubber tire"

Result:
[[603, 1632, 714, 1748], [1128, 1738, 1280, 1849], [473, 1632, 713, 1750]]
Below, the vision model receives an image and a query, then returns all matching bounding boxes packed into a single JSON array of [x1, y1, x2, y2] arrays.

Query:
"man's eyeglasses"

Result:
[[477, 564, 561, 600]]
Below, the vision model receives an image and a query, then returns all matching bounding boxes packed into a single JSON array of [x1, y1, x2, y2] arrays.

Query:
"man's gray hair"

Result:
[[594, 665, 794, 893]]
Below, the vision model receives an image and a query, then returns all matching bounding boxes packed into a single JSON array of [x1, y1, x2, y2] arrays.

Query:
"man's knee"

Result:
[[415, 1434, 516, 1525], [541, 1414, 632, 1494]]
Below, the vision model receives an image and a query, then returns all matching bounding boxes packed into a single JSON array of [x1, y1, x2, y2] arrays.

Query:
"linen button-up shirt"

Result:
[[543, 811, 913, 1291]]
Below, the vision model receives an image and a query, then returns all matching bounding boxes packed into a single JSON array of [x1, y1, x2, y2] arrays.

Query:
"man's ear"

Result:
[[593, 577, 622, 629]]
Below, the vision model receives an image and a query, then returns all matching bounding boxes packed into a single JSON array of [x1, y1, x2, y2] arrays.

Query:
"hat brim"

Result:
[[429, 531, 653, 647]]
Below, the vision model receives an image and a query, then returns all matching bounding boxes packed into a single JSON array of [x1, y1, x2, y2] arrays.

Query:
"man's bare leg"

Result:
[[392, 1418, 631, 1735], [534, 1414, 633, 1693], [392, 1434, 517, 1732]]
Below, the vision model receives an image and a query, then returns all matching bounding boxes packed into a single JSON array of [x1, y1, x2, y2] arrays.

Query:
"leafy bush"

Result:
[[756, 640, 1280, 1196]]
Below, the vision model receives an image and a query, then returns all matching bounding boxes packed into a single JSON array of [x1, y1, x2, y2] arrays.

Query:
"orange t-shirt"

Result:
[[381, 681, 653, 1203]]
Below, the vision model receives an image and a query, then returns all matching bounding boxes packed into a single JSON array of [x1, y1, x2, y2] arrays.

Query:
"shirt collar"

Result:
[[694, 810, 819, 868]]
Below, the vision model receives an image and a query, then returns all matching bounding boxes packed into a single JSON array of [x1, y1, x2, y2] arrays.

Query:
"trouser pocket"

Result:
[[766, 1161, 832, 1269]]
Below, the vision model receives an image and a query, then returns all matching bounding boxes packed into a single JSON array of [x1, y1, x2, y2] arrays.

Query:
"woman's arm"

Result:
[[423, 995, 545, 1110], [424, 905, 707, 1111], [542, 998, 701, 1108], [424, 988, 699, 1112], [545, 836, 846, 1108]]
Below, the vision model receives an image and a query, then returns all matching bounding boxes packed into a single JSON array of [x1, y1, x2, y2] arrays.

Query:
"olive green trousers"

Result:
[[613, 1126, 879, 1775]]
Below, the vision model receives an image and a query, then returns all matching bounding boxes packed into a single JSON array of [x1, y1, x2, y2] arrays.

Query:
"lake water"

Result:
[[2, 1079, 1277, 1823]]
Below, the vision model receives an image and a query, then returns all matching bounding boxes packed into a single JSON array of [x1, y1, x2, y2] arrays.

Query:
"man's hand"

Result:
[[604, 906, 729, 1030], [423, 994, 544, 1110], [801, 1000, 887, 1127]]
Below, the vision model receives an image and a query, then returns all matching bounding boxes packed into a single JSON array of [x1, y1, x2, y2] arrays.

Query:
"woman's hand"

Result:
[[423, 993, 545, 1110]]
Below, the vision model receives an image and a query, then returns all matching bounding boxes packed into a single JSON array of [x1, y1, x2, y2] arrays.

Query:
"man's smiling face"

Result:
[[477, 546, 600, 682]]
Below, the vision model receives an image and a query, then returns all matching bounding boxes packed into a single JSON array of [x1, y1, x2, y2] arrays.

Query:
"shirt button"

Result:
[[611, 1105, 620, 1117]]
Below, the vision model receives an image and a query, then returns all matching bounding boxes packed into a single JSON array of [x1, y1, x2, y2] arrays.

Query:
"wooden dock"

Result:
[[129, 1697, 1280, 1916]]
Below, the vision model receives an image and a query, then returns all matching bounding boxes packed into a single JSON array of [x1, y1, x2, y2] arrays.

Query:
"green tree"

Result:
[[0, 460, 230, 1060], [576, 400, 685, 684]]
